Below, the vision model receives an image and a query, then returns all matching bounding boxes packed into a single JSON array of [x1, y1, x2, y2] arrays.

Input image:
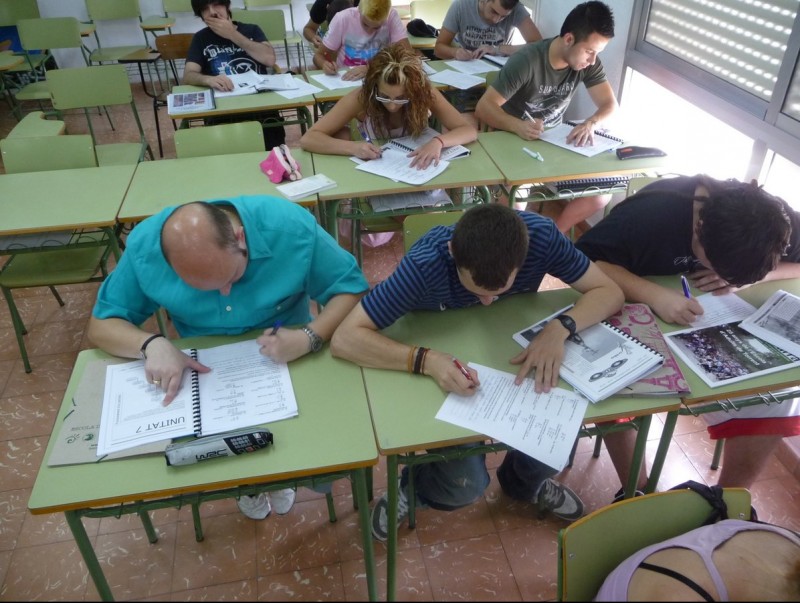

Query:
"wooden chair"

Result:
[[0, 134, 116, 373], [153, 32, 194, 157], [83, 0, 151, 64], [557, 487, 752, 601], [173, 120, 266, 159], [46, 64, 154, 165]]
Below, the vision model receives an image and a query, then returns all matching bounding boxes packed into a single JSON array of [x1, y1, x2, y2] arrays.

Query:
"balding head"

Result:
[[161, 202, 247, 295]]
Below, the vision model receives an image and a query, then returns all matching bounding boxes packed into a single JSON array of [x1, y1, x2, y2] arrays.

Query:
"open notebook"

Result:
[[388, 127, 471, 161]]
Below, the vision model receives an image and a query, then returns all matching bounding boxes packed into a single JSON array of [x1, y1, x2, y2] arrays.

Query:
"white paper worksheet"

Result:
[[436, 363, 588, 470]]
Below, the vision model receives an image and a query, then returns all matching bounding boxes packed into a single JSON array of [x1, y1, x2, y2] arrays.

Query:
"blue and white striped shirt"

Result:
[[362, 211, 590, 329]]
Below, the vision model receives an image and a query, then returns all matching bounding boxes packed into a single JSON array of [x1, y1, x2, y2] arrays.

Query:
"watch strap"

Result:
[[301, 326, 323, 352]]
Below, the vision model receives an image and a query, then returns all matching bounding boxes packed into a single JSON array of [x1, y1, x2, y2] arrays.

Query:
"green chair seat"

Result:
[[0, 246, 108, 288], [6, 111, 64, 137], [89, 45, 149, 64], [140, 15, 175, 31], [12, 79, 48, 101]]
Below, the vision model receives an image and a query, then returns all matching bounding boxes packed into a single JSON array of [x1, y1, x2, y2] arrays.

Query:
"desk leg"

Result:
[[386, 454, 399, 602], [353, 468, 377, 601], [65, 510, 114, 602], [626, 414, 652, 498], [646, 410, 678, 494]]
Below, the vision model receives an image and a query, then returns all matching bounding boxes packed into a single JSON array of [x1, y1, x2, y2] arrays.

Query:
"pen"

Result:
[[270, 321, 283, 335], [522, 110, 534, 122], [522, 147, 544, 162], [680, 275, 692, 299], [452, 357, 475, 384]]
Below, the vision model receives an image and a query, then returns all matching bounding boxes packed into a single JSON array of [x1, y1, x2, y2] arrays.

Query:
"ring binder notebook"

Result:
[[538, 121, 623, 157], [386, 127, 471, 161], [97, 340, 299, 456], [512, 304, 664, 403]]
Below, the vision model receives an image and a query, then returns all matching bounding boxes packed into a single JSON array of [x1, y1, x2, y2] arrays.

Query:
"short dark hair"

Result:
[[497, 0, 521, 11], [450, 204, 529, 290], [696, 177, 791, 286], [560, 1, 614, 42], [191, 0, 231, 18], [327, 0, 354, 23]]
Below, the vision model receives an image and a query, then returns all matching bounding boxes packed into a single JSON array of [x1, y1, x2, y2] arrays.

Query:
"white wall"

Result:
[[37, 0, 315, 70]]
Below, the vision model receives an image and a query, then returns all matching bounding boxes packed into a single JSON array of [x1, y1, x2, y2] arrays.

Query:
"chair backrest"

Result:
[[163, 0, 195, 15], [0, 0, 39, 27], [173, 121, 266, 159], [85, 0, 142, 22], [410, 0, 450, 28], [244, 0, 297, 30], [17, 17, 83, 52], [155, 32, 194, 61], [232, 8, 288, 41], [403, 211, 463, 253], [557, 488, 752, 602], [47, 64, 133, 110], [1, 134, 97, 173]]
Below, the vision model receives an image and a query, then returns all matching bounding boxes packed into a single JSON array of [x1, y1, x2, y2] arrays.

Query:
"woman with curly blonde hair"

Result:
[[301, 43, 477, 170]]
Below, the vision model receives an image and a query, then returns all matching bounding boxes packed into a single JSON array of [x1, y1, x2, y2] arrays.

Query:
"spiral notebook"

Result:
[[387, 127, 471, 161], [538, 121, 624, 157], [97, 340, 298, 456], [512, 304, 664, 403]]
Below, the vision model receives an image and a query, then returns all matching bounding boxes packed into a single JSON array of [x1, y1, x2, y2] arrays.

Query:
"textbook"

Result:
[[739, 290, 800, 358], [389, 127, 471, 161], [512, 305, 664, 403], [352, 147, 450, 185], [538, 121, 623, 157], [97, 340, 298, 456], [167, 89, 215, 114], [483, 54, 509, 67], [604, 304, 690, 397]]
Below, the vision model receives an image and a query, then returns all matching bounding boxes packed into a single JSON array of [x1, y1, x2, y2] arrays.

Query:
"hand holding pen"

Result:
[[519, 110, 543, 141], [355, 125, 382, 160], [451, 357, 479, 390]]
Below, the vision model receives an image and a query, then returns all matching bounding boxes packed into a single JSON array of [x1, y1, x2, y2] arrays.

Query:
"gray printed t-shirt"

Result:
[[492, 37, 607, 125], [442, 0, 529, 51]]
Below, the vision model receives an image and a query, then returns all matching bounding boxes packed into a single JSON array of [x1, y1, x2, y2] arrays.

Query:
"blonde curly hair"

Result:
[[359, 44, 434, 139]]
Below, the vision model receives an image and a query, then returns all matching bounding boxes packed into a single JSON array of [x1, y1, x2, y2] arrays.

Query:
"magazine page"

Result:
[[664, 320, 800, 388], [739, 290, 800, 358]]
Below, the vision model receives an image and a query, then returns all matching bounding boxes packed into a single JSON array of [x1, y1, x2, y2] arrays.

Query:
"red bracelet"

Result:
[[433, 135, 445, 148]]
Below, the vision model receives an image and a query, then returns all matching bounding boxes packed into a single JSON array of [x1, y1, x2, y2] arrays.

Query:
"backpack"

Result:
[[406, 18, 438, 38]]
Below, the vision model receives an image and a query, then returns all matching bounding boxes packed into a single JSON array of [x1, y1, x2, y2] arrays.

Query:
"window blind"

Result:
[[644, 0, 800, 101]]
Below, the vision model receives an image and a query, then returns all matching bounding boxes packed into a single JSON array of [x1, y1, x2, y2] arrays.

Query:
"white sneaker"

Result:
[[270, 488, 296, 515], [237, 493, 271, 520]]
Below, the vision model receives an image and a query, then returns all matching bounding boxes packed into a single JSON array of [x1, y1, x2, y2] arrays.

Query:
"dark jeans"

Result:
[[496, 449, 558, 502]]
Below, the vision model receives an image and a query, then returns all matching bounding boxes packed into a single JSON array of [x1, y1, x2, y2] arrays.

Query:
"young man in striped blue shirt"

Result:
[[331, 203, 623, 541]]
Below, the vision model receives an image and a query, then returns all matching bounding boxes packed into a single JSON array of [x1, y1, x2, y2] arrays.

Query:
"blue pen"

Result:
[[270, 321, 283, 335], [358, 125, 381, 158], [680, 275, 692, 299]]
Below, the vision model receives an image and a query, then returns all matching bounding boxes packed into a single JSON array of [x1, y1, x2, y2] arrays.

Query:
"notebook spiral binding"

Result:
[[602, 321, 664, 360], [564, 120, 624, 143], [190, 348, 202, 434], [387, 140, 415, 153]]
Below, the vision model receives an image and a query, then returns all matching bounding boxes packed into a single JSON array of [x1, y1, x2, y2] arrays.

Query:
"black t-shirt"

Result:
[[186, 22, 269, 75], [575, 175, 800, 275], [309, 0, 360, 25]]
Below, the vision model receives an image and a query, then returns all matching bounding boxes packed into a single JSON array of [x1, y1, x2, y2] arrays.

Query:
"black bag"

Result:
[[669, 480, 759, 524], [407, 18, 438, 38]]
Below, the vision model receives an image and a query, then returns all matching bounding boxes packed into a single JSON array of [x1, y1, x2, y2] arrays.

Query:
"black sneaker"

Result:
[[535, 478, 584, 521], [612, 487, 645, 503], [370, 484, 410, 542]]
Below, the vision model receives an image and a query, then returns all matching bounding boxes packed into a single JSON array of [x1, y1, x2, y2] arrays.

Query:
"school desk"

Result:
[[361, 288, 682, 600], [28, 333, 379, 602], [117, 149, 318, 224], [166, 81, 315, 133], [477, 130, 670, 205]]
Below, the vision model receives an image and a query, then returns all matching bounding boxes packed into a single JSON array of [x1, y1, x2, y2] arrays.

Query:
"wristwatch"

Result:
[[140, 333, 165, 360], [554, 314, 583, 344], [301, 326, 323, 353]]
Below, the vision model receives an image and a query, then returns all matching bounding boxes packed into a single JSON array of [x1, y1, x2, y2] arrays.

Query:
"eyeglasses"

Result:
[[374, 92, 410, 105]]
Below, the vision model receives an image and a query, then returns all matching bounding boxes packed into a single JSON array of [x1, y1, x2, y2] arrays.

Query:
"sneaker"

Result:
[[535, 478, 584, 521], [370, 484, 410, 542], [270, 488, 296, 515], [237, 493, 271, 520], [612, 487, 645, 504]]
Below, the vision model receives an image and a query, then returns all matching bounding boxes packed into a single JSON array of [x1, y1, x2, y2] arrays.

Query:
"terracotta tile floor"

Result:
[[1, 85, 799, 601]]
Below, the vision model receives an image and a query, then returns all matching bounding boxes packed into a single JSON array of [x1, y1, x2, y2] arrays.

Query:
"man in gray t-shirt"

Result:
[[475, 1, 619, 234], [434, 0, 542, 61]]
